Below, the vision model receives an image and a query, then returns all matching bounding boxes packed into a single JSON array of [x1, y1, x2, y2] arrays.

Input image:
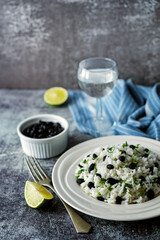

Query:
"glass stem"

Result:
[[96, 98, 103, 120]]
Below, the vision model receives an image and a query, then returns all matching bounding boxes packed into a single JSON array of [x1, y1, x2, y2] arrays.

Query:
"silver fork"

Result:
[[25, 156, 91, 233]]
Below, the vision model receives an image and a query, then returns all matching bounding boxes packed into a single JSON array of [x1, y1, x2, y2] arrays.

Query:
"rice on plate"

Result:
[[75, 141, 160, 204]]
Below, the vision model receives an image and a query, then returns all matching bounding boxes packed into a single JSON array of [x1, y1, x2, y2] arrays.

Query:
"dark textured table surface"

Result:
[[1, 89, 160, 240]]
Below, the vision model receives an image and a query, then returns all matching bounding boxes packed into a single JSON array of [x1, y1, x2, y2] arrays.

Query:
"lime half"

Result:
[[24, 180, 53, 208], [44, 87, 68, 106]]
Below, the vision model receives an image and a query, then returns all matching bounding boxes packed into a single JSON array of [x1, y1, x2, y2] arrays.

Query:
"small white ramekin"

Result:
[[17, 114, 69, 159]]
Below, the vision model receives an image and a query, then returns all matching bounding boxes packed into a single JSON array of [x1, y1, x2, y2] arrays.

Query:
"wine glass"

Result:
[[77, 57, 118, 136]]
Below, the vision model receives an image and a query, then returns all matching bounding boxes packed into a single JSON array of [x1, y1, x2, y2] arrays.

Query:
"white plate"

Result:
[[52, 135, 160, 221]]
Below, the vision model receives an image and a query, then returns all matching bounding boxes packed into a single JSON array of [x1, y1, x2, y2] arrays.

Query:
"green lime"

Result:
[[24, 180, 53, 208], [44, 87, 68, 106]]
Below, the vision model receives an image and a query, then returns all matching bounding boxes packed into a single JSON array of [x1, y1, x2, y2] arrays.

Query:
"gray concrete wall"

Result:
[[0, 0, 159, 89]]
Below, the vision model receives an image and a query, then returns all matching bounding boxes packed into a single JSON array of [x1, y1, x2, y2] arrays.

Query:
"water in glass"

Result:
[[78, 68, 117, 98]]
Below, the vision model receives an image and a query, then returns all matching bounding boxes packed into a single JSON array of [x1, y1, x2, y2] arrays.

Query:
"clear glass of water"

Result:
[[77, 57, 118, 136]]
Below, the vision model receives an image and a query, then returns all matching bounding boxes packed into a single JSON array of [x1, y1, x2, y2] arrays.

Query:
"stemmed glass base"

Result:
[[83, 98, 113, 137], [83, 117, 113, 137]]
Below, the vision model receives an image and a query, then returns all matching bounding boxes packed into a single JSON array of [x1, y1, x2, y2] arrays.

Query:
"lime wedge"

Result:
[[24, 180, 53, 208], [44, 87, 68, 106]]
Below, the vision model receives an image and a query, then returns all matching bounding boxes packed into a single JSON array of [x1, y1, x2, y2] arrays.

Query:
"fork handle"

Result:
[[48, 185, 91, 233]]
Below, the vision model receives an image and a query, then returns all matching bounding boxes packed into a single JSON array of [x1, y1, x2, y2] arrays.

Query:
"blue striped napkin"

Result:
[[68, 79, 160, 140]]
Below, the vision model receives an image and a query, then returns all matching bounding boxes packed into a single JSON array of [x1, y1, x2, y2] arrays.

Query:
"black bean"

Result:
[[78, 164, 83, 168], [29, 129, 34, 137], [38, 128, 43, 133], [157, 177, 160, 184], [93, 153, 98, 159], [146, 189, 154, 200], [47, 121, 54, 127], [107, 164, 114, 169], [149, 166, 154, 174], [144, 148, 149, 152], [129, 145, 136, 149], [32, 133, 37, 138], [121, 150, 126, 154], [119, 156, 125, 162], [55, 122, 61, 128], [26, 127, 31, 134], [88, 163, 95, 173], [96, 173, 102, 178], [38, 134, 43, 138], [143, 153, 148, 158], [48, 128, 54, 133], [107, 178, 119, 185], [76, 178, 85, 185], [47, 134, 54, 138], [97, 196, 104, 201], [108, 147, 112, 151], [116, 196, 122, 204], [88, 182, 95, 189], [103, 156, 107, 161], [139, 176, 145, 183], [154, 162, 159, 168], [129, 163, 136, 169], [40, 124, 46, 130]]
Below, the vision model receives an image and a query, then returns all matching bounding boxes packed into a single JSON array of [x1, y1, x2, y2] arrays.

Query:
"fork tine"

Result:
[[31, 157, 44, 179], [25, 156, 40, 182], [32, 157, 49, 179]]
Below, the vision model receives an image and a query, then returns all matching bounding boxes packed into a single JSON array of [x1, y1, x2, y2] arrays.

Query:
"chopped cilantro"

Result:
[[119, 150, 124, 153], [132, 156, 138, 165], [99, 178, 106, 185], [78, 169, 84, 175], [133, 178, 138, 184], [119, 149, 132, 157], [147, 150, 151, 155], [83, 159, 87, 164], [107, 147, 115, 153], [134, 148, 140, 154], [119, 150, 126, 154], [123, 141, 128, 147], [126, 153, 132, 157], [119, 179, 125, 186], [94, 163, 97, 172], [133, 160, 138, 165], [139, 189, 145, 196], [123, 164, 129, 168], [107, 185, 113, 191], [153, 178, 158, 183], [123, 187, 127, 193], [125, 183, 132, 188], [114, 158, 118, 161], [97, 191, 101, 196]]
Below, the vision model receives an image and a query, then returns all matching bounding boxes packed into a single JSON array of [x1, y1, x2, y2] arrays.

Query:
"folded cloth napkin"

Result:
[[68, 79, 160, 140]]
